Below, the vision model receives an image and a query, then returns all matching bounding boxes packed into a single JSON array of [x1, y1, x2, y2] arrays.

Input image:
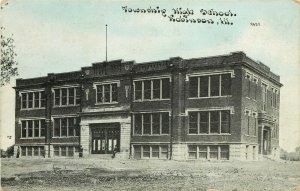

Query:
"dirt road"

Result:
[[1, 158, 300, 191]]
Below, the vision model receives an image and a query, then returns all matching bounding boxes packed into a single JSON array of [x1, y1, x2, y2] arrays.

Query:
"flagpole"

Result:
[[106, 24, 107, 62]]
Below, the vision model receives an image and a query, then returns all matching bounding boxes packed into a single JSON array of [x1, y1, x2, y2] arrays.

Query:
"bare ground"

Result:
[[1, 158, 300, 191]]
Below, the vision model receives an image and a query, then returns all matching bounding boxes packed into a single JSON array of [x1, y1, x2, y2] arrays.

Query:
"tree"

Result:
[[296, 147, 300, 153], [1, 27, 18, 86]]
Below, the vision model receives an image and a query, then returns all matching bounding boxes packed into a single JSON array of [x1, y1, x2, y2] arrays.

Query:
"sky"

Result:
[[0, 0, 299, 152]]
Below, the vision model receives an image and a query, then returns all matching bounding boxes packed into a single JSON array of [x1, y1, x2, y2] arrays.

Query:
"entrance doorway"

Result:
[[262, 129, 270, 155], [91, 123, 120, 154]]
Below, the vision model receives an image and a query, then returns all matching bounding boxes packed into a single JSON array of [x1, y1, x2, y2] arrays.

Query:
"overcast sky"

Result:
[[0, 0, 299, 151]]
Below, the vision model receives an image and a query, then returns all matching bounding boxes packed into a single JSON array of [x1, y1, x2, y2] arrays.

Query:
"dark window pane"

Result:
[[152, 113, 160, 134], [160, 145, 168, 159], [34, 147, 39, 156], [134, 114, 142, 135], [161, 113, 169, 134], [34, 92, 40, 108], [27, 147, 33, 156], [40, 91, 46, 107], [62, 89, 67, 105], [68, 146, 74, 157], [200, 76, 209, 97], [210, 75, 220, 96], [61, 147, 67, 156], [209, 146, 218, 159], [111, 84, 118, 102], [220, 146, 229, 160], [135, 81, 142, 100], [27, 120, 33, 137], [152, 145, 159, 158], [153, 79, 160, 99], [54, 89, 60, 106], [21, 147, 26, 156], [54, 119, 60, 137], [75, 87, 81, 105], [69, 88, 74, 105], [22, 93, 27, 108], [68, 118, 75, 136], [104, 84, 110, 102], [188, 145, 197, 159], [21, 121, 27, 137], [199, 112, 209, 134], [143, 145, 150, 158], [144, 80, 151, 100], [189, 77, 198, 97], [189, 112, 198, 134], [199, 146, 208, 159], [221, 111, 230, 133], [134, 145, 141, 159], [162, 78, 170, 99], [54, 147, 59, 156], [34, 120, 39, 137], [143, 114, 151, 134], [74, 118, 80, 136], [210, 111, 219, 133], [221, 74, 231, 96], [40, 120, 46, 137], [61, 118, 67, 136], [97, 85, 103, 103], [28, 92, 33, 108]]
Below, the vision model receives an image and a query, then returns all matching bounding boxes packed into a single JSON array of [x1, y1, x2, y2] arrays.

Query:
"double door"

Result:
[[91, 127, 120, 154]]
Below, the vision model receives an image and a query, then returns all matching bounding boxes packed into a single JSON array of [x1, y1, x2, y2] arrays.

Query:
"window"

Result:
[[220, 145, 229, 160], [198, 146, 207, 159], [245, 110, 251, 135], [53, 146, 78, 157], [134, 78, 170, 101], [188, 145, 197, 159], [262, 83, 268, 111], [96, 83, 118, 104], [134, 112, 169, 135], [133, 145, 169, 159], [21, 90, 46, 109], [188, 145, 229, 160], [245, 73, 252, 98], [189, 74, 231, 98], [271, 88, 278, 108], [252, 112, 257, 136], [253, 77, 258, 100], [53, 87, 80, 106], [133, 145, 141, 159], [53, 117, 79, 137], [21, 119, 46, 138], [188, 110, 230, 134]]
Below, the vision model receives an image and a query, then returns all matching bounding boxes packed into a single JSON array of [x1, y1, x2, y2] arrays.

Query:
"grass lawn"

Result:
[[1, 158, 300, 191]]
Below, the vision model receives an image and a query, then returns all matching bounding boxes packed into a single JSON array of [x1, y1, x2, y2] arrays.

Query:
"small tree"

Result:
[[1, 27, 18, 86]]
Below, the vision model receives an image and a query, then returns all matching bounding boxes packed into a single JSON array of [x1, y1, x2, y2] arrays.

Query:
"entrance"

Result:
[[262, 129, 270, 155], [91, 123, 120, 154]]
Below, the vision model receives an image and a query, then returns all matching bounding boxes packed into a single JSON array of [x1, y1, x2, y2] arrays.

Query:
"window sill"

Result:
[[133, 134, 169, 136], [53, 105, 80, 108], [95, 102, 118, 106], [133, 99, 170, 102], [187, 133, 231, 135], [188, 95, 232, 99], [20, 137, 45, 139], [244, 135, 257, 137], [52, 136, 80, 138], [21, 107, 46, 111]]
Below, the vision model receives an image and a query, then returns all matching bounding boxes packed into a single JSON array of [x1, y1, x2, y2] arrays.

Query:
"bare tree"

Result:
[[1, 27, 18, 86]]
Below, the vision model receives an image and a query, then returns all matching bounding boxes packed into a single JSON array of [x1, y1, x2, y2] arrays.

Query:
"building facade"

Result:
[[13, 52, 282, 160]]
